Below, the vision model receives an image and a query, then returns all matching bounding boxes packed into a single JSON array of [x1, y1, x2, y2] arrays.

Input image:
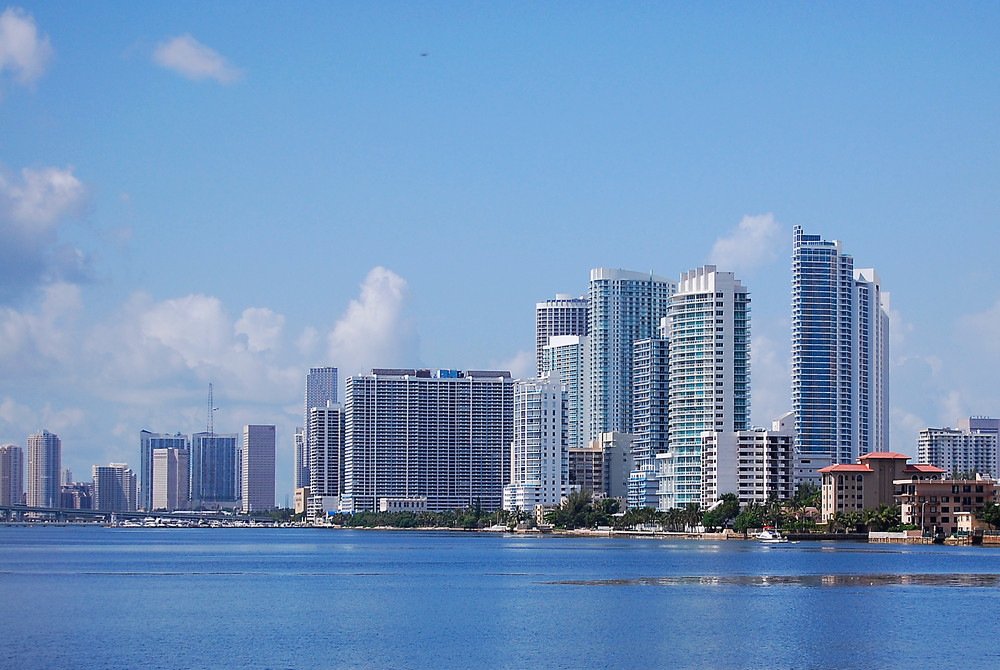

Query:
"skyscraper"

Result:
[[629, 322, 669, 509], [242, 425, 276, 512], [542, 334, 590, 451], [0, 444, 24, 506], [300, 367, 338, 490], [92, 463, 137, 512], [308, 402, 344, 517], [191, 432, 238, 506], [588, 268, 676, 441], [535, 294, 589, 376], [152, 448, 189, 511], [343, 368, 514, 513], [657, 266, 750, 509], [139, 431, 189, 511], [502, 372, 570, 512], [792, 226, 889, 472], [27, 430, 61, 508]]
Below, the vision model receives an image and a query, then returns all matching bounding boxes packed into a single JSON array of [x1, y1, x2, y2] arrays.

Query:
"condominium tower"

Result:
[[27, 430, 61, 508], [308, 402, 344, 517], [242, 425, 276, 512], [918, 417, 1000, 477], [535, 295, 589, 376], [588, 268, 676, 441], [657, 266, 750, 509], [503, 372, 570, 512], [92, 463, 137, 512], [791, 226, 889, 471], [152, 448, 189, 511], [542, 335, 590, 451], [300, 367, 338, 490], [0, 444, 24, 506], [343, 369, 515, 513]]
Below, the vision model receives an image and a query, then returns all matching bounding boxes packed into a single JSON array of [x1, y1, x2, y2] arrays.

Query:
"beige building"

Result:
[[895, 478, 1000, 535], [819, 452, 944, 521]]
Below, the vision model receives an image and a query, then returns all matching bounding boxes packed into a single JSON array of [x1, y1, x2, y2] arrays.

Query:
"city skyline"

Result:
[[2, 5, 1000, 503]]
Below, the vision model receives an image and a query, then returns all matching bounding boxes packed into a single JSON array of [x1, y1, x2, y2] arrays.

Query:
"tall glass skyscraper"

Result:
[[27, 430, 60, 508], [792, 226, 888, 470], [588, 268, 676, 441]]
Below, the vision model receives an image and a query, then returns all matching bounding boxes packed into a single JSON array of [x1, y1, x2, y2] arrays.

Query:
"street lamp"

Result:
[[920, 500, 929, 536]]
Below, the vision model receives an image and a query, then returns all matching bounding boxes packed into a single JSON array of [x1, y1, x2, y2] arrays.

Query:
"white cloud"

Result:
[[956, 298, 1000, 357], [152, 34, 241, 84], [327, 266, 419, 373], [0, 396, 36, 432], [0, 165, 89, 300], [0, 282, 82, 369], [235, 307, 285, 353], [0, 7, 53, 87], [749, 330, 791, 426], [494, 349, 533, 380], [709, 213, 782, 274]]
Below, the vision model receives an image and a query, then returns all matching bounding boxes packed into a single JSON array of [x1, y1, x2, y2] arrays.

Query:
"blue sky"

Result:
[[1, 3, 999, 503]]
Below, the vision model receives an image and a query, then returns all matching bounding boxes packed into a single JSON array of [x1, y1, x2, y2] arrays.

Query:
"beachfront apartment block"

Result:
[[342, 368, 514, 513]]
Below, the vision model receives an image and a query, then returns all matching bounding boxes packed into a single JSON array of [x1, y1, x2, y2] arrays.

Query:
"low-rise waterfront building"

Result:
[[895, 477, 1000, 536], [819, 452, 944, 521]]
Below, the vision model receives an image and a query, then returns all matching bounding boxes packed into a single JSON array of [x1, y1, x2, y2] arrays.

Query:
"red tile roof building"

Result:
[[819, 452, 945, 521]]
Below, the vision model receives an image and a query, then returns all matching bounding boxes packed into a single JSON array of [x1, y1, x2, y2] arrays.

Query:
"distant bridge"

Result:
[[0, 505, 254, 523]]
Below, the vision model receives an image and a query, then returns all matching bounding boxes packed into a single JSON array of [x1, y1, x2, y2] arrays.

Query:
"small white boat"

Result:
[[756, 527, 789, 544]]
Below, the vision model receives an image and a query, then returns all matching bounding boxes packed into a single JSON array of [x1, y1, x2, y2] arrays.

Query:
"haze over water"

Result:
[[4, 527, 999, 668]]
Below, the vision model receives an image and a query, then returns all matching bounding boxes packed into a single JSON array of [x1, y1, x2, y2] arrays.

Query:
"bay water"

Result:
[[3, 526, 999, 668]]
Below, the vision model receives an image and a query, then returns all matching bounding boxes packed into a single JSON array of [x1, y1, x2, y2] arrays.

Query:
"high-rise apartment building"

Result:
[[542, 335, 590, 451], [792, 226, 889, 471], [343, 369, 515, 513], [629, 322, 669, 509], [502, 373, 570, 512], [588, 268, 676, 441], [242, 425, 276, 512], [657, 266, 750, 509], [918, 417, 1000, 477], [300, 367, 338, 491], [308, 402, 344, 517], [191, 432, 238, 506], [0, 444, 24, 506], [139, 431, 189, 511], [701, 412, 794, 508], [535, 295, 589, 376], [27, 430, 61, 508], [92, 463, 137, 512], [152, 448, 190, 511]]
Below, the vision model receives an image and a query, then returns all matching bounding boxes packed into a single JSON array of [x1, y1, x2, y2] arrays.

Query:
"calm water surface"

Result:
[[3, 526, 1000, 669]]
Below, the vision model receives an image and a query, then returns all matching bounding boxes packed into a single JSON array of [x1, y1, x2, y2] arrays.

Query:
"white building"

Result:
[[542, 334, 590, 451], [792, 226, 889, 471], [0, 444, 24, 506], [629, 325, 669, 508], [657, 266, 750, 509], [301, 367, 338, 491], [918, 417, 1000, 477], [503, 373, 571, 512], [536, 294, 588, 376], [308, 402, 344, 518], [589, 268, 676, 441], [152, 447, 189, 511], [700, 412, 795, 507], [343, 368, 514, 513], [242, 425, 276, 512], [27, 430, 61, 508], [92, 463, 137, 512]]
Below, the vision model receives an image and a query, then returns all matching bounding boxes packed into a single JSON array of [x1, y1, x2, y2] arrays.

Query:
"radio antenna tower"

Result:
[[207, 382, 215, 438]]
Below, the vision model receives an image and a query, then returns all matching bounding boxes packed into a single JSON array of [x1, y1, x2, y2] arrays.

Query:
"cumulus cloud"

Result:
[[0, 7, 53, 87], [327, 266, 419, 373], [235, 307, 285, 353], [749, 330, 791, 426], [0, 165, 89, 301], [495, 349, 533, 380], [0, 282, 82, 371], [956, 298, 1000, 357], [709, 213, 783, 274], [152, 34, 241, 84]]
